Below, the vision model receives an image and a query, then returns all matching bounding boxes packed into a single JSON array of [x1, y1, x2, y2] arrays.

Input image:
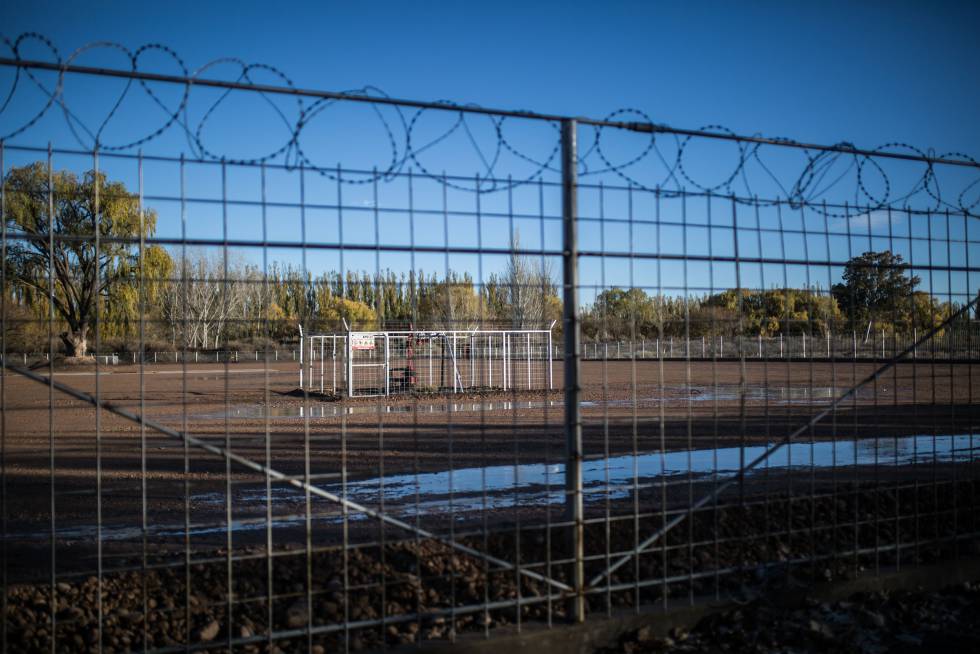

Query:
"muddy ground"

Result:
[[2, 359, 978, 589]]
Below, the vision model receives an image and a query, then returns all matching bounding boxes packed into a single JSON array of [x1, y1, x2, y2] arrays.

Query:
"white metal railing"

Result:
[[297, 328, 556, 397]]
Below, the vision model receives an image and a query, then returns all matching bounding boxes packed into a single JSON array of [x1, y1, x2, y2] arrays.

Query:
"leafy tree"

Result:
[[585, 288, 659, 340], [4, 162, 169, 357], [417, 272, 482, 330], [319, 295, 377, 329], [832, 251, 920, 333], [707, 288, 841, 337]]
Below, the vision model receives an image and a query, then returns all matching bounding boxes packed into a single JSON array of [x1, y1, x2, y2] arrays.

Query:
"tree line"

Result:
[[2, 163, 971, 357]]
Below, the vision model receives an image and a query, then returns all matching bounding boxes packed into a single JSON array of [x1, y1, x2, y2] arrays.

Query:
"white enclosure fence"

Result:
[[581, 326, 980, 361], [300, 328, 555, 397]]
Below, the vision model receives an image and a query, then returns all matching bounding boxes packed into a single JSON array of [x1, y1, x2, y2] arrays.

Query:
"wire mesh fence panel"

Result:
[[347, 333, 388, 397], [301, 334, 346, 395], [580, 327, 980, 361], [302, 330, 555, 396], [0, 34, 979, 654]]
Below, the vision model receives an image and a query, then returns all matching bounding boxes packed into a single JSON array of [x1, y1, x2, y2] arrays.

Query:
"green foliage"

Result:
[[3, 162, 162, 356], [832, 251, 922, 332], [1, 163, 960, 356]]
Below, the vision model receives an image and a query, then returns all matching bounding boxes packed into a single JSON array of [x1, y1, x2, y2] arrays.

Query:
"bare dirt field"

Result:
[[3, 358, 977, 475], [1, 359, 978, 577]]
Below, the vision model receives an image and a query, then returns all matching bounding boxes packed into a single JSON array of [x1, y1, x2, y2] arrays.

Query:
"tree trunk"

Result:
[[61, 326, 89, 358]]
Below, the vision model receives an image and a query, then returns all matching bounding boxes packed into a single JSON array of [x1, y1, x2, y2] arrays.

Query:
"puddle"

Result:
[[14, 433, 976, 543], [170, 385, 888, 421], [215, 432, 975, 507]]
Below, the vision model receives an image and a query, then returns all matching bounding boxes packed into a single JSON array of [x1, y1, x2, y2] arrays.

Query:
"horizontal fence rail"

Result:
[[1, 33, 979, 654]]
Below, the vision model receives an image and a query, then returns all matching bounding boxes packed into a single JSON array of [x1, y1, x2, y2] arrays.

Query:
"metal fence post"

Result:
[[547, 326, 554, 390], [347, 329, 353, 398], [561, 118, 585, 623]]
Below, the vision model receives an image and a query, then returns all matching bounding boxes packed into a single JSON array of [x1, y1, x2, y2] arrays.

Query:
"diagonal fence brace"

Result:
[[589, 294, 980, 590], [2, 361, 573, 594]]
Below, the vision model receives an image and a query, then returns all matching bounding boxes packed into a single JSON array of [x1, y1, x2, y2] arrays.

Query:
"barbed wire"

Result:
[[1, 32, 978, 216]]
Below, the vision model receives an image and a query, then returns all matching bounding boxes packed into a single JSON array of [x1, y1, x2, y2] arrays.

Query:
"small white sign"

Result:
[[351, 334, 377, 350]]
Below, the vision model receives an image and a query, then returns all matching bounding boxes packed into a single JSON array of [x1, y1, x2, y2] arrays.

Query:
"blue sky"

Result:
[[2, 1, 979, 304]]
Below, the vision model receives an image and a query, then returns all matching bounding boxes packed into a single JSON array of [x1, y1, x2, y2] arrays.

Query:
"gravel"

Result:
[[599, 581, 980, 653], [4, 480, 978, 652]]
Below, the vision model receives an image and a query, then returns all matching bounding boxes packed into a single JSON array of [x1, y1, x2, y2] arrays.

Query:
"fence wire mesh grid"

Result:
[[1, 35, 979, 654]]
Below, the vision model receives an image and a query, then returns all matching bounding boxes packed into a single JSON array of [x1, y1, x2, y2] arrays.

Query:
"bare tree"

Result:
[[498, 236, 558, 328], [161, 250, 248, 349]]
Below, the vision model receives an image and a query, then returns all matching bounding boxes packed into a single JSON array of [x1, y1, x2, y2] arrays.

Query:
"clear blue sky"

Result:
[[3, 1, 979, 303]]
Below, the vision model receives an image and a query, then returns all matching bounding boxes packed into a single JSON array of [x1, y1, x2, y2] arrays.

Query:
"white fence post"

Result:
[[527, 332, 532, 389]]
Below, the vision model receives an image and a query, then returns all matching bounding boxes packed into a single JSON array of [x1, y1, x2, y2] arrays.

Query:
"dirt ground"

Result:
[[1, 359, 978, 580]]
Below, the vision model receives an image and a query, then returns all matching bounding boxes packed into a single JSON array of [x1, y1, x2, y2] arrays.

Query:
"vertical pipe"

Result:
[[547, 329, 553, 390], [561, 118, 585, 623], [299, 326, 304, 388], [501, 332, 509, 391], [527, 332, 531, 389]]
